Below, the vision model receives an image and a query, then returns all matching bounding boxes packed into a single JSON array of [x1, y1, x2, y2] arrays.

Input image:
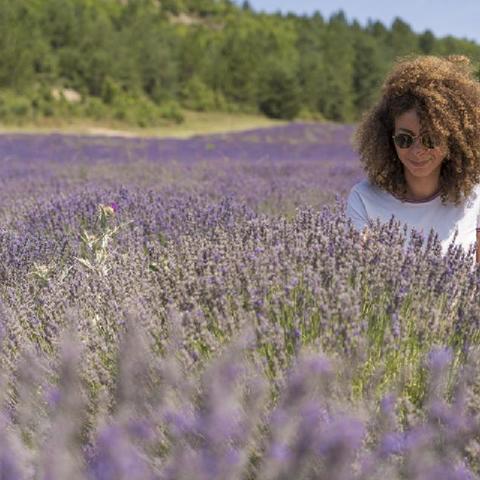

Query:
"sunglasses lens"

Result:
[[393, 133, 413, 149], [421, 135, 436, 149], [393, 133, 438, 149]]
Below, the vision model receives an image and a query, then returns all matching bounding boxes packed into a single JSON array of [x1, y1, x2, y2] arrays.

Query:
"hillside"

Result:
[[0, 0, 479, 129]]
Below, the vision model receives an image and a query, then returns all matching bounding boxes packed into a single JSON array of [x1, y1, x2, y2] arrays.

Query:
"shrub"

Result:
[[257, 64, 302, 120], [83, 96, 109, 120], [158, 99, 184, 123], [180, 75, 217, 111], [0, 91, 32, 121]]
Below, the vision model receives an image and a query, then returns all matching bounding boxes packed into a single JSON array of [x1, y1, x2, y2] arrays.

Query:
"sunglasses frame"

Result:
[[392, 132, 437, 150]]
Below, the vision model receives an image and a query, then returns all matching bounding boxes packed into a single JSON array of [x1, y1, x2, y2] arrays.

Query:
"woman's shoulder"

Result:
[[348, 179, 389, 201], [473, 182, 480, 199], [346, 180, 397, 222], [462, 182, 480, 209], [349, 179, 373, 193]]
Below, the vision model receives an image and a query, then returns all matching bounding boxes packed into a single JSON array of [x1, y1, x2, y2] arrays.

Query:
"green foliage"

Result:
[[120, 8, 179, 104], [107, 91, 184, 127], [0, 92, 32, 122], [257, 63, 301, 120], [180, 76, 217, 111], [387, 18, 420, 57], [315, 12, 356, 121], [295, 16, 326, 117], [0, 0, 47, 90], [158, 100, 185, 124], [183, 0, 235, 16], [1, 0, 480, 126], [419, 30, 436, 54], [82, 97, 109, 120], [352, 33, 385, 113]]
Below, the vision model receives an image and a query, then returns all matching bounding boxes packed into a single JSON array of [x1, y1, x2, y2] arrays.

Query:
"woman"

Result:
[[346, 55, 480, 260]]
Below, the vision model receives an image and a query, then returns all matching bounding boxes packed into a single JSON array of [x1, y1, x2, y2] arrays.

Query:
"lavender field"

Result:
[[2, 123, 480, 479]]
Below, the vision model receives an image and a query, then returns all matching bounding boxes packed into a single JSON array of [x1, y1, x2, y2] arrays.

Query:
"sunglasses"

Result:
[[392, 132, 438, 149]]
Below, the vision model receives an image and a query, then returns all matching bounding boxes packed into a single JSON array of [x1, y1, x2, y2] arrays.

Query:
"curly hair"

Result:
[[354, 55, 480, 204]]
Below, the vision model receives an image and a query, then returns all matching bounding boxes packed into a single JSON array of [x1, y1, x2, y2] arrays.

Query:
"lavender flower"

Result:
[[1, 124, 480, 477]]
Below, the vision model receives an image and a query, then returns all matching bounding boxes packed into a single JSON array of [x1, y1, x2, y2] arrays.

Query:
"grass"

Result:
[[0, 110, 291, 138]]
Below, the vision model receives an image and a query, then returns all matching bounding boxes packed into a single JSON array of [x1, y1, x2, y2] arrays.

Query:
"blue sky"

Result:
[[233, 0, 480, 44]]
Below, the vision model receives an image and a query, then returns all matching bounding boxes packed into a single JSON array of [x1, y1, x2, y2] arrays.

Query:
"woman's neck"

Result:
[[404, 175, 440, 202]]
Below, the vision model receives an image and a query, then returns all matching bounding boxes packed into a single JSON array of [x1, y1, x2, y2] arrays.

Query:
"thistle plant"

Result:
[[29, 262, 55, 288], [76, 202, 125, 276]]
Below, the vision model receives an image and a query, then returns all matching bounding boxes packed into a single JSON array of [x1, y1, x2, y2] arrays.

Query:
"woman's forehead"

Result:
[[394, 109, 421, 129]]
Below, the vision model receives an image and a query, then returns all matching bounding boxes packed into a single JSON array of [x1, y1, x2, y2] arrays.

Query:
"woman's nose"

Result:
[[411, 138, 429, 155]]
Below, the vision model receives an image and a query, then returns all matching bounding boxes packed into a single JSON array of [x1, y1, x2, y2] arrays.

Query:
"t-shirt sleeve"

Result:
[[346, 186, 369, 231]]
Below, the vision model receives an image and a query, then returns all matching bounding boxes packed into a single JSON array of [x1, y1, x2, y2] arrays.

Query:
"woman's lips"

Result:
[[409, 159, 430, 167]]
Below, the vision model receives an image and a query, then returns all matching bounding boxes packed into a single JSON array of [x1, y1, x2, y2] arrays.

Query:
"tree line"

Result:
[[1, 0, 479, 125]]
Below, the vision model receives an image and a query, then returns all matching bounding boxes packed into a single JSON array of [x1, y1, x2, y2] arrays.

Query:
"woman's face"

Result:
[[393, 108, 448, 183]]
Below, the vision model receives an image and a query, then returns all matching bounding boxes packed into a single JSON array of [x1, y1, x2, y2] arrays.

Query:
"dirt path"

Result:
[[0, 113, 291, 139]]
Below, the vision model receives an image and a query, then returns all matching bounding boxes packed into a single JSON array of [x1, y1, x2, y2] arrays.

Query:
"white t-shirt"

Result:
[[346, 180, 480, 253]]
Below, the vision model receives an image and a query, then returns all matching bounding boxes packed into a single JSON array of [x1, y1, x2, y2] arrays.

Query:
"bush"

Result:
[[100, 76, 122, 105], [112, 92, 148, 125], [158, 99, 184, 123], [296, 107, 325, 121], [105, 90, 184, 127], [0, 86, 184, 127], [180, 75, 217, 111], [29, 86, 58, 118], [83, 96, 109, 120], [257, 64, 302, 120], [0, 91, 32, 122]]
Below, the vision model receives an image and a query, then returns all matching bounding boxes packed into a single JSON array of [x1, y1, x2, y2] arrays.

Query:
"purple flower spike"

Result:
[[428, 346, 453, 371], [380, 394, 396, 415], [379, 432, 405, 457]]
